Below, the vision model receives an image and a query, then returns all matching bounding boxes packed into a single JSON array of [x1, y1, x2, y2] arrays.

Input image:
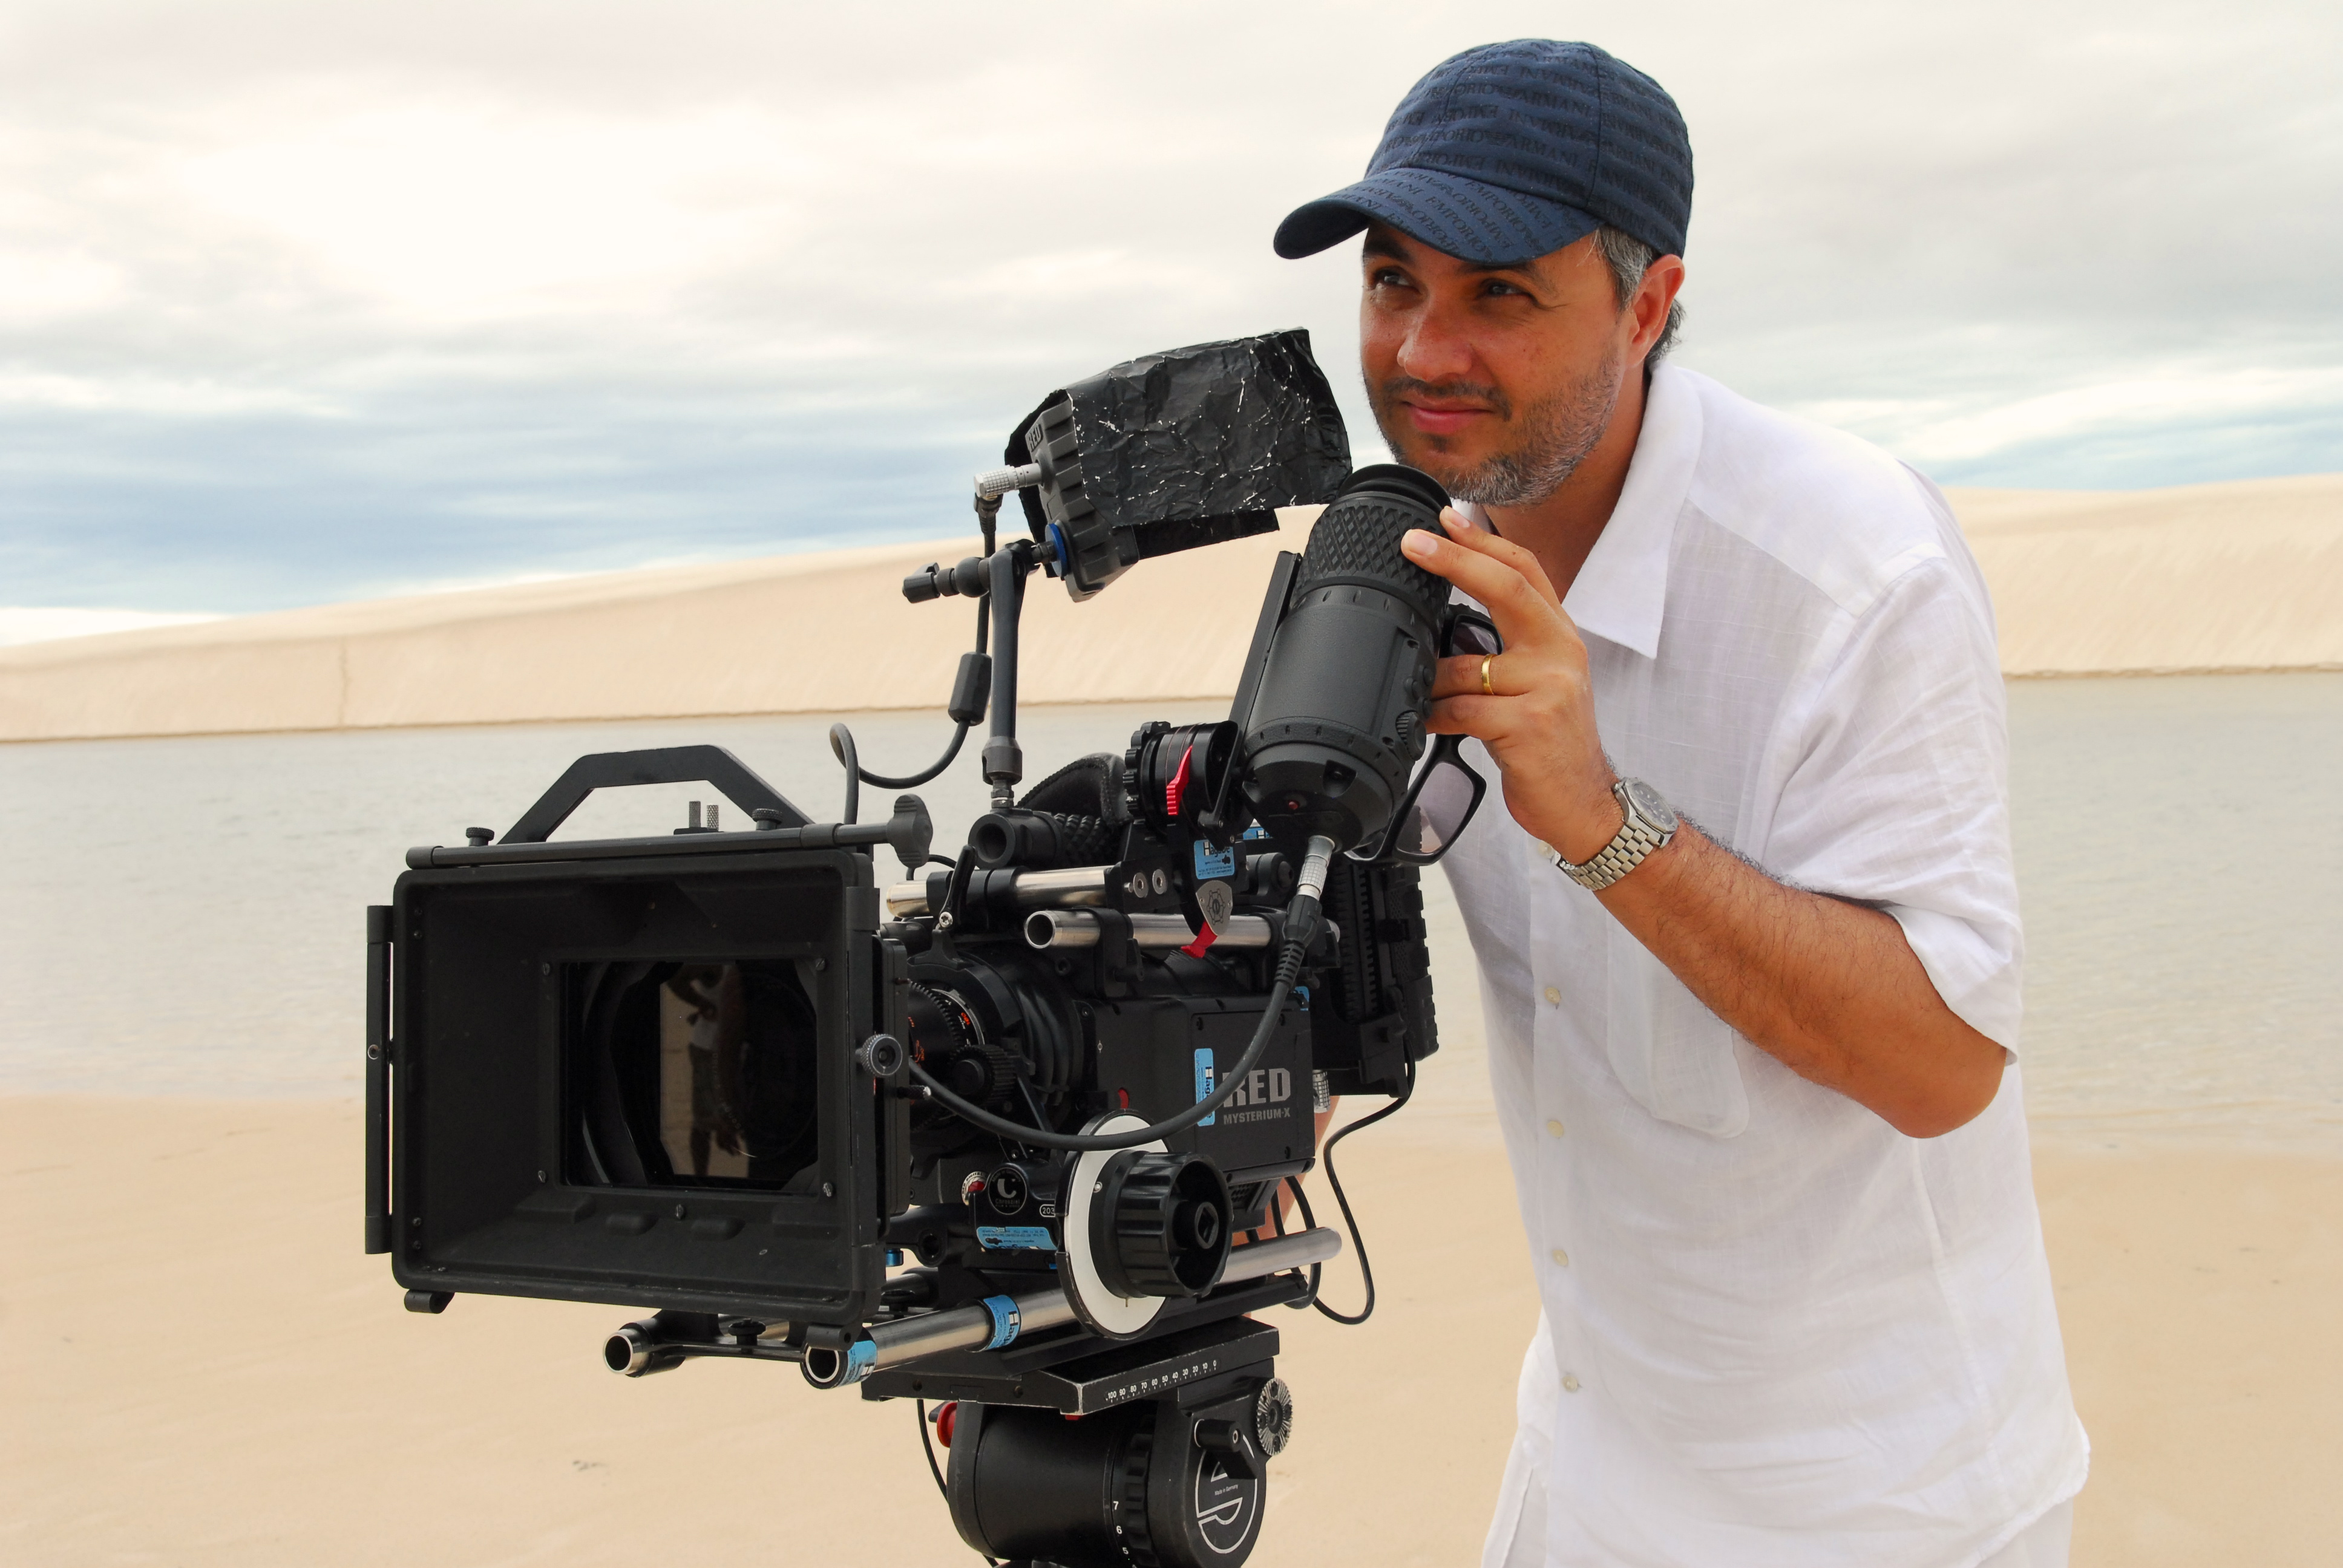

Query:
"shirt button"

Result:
[[1543, 986, 1562, 1005], [1545, 1119, 1564, 1138], [1550, 1247, 1570, 1267], [1562, 1373, 1582, 1393]]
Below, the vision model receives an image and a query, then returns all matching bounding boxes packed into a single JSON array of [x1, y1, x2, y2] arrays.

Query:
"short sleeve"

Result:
[[1758, 555, 2024, 1052]]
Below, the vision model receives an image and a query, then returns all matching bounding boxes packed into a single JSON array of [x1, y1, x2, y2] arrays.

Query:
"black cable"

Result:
[[916, 1399, 949, 1498], [830, 596, 987, 794], [1281, 1174, 1323, 1310], [853, 722, 972, 790], [915, 1402, 998, 1567], [907, 941, 1306, 1152], [829, 724, 860, 825], [1306, 1059, 1415, 1326]]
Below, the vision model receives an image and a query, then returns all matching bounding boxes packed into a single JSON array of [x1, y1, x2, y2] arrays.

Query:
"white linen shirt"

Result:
[[1447, 364, 2088, 1568]]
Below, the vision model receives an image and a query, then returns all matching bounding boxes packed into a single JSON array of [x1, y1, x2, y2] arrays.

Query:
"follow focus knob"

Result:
[[1091, 1151, 1233, 1298]]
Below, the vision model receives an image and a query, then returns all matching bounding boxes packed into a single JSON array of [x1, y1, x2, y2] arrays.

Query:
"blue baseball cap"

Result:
[[1274, 40, 1693, 267]]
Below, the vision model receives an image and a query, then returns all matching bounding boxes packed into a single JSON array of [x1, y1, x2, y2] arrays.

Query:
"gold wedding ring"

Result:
[[1479, 653, 1497, 696]]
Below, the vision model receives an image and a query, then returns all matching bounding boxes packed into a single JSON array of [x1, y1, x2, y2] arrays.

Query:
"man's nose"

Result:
[[1395, 305, 1476, 386]]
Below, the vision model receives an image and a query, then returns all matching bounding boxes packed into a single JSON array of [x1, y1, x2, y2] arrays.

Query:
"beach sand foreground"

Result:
[[2, 1097, 2335, 1566]]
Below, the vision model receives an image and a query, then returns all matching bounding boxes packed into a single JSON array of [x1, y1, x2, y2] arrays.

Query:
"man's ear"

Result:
[[1630, 256, 1686, 359]]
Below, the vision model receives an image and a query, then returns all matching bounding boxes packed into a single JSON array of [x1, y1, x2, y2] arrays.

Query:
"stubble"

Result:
[[1368, 353, 1622, 508]]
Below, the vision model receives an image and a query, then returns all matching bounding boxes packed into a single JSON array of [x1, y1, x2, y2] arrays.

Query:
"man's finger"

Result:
[[1401, 526, 1564, 642], [1429, 651, 1538, 701], [1436, 508, 1563, 607], [1423, 693, 1518, 736]]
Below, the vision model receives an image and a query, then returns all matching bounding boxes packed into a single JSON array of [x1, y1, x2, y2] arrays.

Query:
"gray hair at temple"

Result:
[[1595, 226, 1685, 363]]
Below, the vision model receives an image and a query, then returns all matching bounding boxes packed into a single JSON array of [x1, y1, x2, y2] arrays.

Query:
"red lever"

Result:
[[1165, 744, 1195, 820], [1168, 742, 1217, 956]]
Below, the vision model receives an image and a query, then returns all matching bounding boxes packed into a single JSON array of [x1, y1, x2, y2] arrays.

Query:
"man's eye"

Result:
[[1370, 267, 1413, 290]]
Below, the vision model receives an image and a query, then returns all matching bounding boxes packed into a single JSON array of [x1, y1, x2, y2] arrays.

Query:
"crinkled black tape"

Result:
[[1004, 330, 1352, 543]]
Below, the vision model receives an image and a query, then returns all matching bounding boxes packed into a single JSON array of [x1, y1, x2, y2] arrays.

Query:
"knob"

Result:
[[854, 1034, 906, 1077], [1091, 1151, 1233, 1298]]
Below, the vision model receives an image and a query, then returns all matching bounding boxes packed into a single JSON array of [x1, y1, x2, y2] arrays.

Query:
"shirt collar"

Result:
[[1459, 362, 1701, 662]]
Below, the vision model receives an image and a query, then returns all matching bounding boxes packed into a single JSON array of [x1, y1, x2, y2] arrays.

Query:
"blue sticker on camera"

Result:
[[1193, 840, 1236, 880], [981, 1294, 1021, 1350], [977, 1225, 1055, 1251], [1194, 1048, 1217, 1125]]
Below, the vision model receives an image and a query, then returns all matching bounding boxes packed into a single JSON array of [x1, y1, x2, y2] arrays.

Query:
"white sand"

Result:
[[5, 475, 2339, 742], [0, 1098, 1534, 1567], [4, 1097, 2337, 1566]]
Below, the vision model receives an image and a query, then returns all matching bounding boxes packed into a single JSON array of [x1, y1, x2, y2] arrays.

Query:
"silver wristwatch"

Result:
[[1535, 779, 1679, 891]]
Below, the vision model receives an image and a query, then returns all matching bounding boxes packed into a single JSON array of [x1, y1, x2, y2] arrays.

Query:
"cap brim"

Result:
[[1274, 168, 1600, 267]]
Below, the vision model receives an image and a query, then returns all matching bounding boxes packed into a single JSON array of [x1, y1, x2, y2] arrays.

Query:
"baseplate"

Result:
[[860, 1310, 1284, 1414]]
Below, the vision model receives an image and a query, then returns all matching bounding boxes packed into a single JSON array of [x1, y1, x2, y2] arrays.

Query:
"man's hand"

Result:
[[1401, 509, 1623, 860], [1398, 509, 2007, 1138]]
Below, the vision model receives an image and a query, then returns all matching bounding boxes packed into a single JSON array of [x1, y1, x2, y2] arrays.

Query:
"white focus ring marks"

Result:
[[1058, 1113, 1167, 1339]]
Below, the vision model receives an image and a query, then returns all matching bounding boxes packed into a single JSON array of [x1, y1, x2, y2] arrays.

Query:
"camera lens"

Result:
[[1240, 463, 1452, 854], [569, 958, 819, 1191]]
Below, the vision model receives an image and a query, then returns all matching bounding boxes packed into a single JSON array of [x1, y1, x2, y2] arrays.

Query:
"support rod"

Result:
[[1219, 1226, 1343, 1283], [981, 543, 1032, 807], [1024, 909, 1273, 952], [802, 1284, 1080, 1389], [885, 863, 1114, 919]]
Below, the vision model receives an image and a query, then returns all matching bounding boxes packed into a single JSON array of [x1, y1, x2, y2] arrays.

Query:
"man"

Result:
[[1273, 41, 2087, 1567]]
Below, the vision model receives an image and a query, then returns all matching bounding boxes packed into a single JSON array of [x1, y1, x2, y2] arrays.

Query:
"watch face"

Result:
[[1624, 779, 1679, 832]]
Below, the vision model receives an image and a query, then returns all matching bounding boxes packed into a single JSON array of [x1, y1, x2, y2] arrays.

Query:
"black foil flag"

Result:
[[1006, 330, 1352, 600]]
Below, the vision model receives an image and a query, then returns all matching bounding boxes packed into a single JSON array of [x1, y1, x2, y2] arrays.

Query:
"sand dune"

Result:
[[4, 475, 2338, 742], [1958, 474, 2343, 676], [0, 523, 1301, 743]]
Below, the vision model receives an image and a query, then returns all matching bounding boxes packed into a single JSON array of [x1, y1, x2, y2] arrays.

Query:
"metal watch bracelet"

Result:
[[1538, 779, 1679, 892]]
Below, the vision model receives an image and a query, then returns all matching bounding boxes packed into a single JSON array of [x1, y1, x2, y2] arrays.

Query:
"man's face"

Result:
[[1358, 225, 1649, 508]]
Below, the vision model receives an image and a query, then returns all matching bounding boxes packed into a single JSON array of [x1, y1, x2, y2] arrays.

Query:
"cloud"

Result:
[[0, 0, 2336, 612], [0, 606, 218, 646]]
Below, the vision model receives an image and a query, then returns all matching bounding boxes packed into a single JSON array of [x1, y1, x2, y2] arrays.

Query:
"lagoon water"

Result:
[[2, 676, 2338, 1149]]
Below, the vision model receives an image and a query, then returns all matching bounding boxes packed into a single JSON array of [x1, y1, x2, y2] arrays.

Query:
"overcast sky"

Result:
[[1, 0, 2337, 624]]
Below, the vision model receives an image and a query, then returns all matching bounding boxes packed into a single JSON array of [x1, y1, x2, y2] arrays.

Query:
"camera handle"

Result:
[[482, 743, 813, 843], [832, 588, 992, 812], [886, 534, 1047, 814], [840, 499, 1046, 819], [828, 483, 1014, 817]]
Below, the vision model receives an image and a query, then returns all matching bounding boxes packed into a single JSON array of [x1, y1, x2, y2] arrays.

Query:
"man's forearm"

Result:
[[1397, 513, 2004, 1138], [1596, 821, 2004, 1137]]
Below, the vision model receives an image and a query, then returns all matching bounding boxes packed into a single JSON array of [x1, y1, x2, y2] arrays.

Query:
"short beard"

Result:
[[1369, 353, 1622, 508]]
